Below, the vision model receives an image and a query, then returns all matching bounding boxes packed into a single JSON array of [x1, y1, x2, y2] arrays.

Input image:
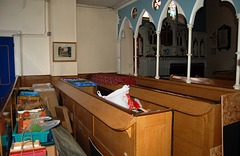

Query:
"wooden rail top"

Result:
[[54, 79, 171, 131], [170, 75, 235, 88], [121, 74, 239, 101], [99, 84, 218, 116], [0, 76, 19, 115]]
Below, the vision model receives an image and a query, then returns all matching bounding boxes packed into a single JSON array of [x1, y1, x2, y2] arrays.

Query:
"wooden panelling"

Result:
[[75, 102, 92, 133], [174, 112, 205, 147], [135, 112, 172, 156], [0, 77, 18, 155], [20, 75, 79, 87], [60, 92, 73, 112], [173, 136, 204, 156], [93, 117, 134, 155], [74, 119, 91, 156], [140, 100, 167, 111], [20, 75, 51, 87]]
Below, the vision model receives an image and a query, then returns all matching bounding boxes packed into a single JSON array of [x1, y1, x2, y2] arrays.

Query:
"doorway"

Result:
[[0, 37, 15, 103]]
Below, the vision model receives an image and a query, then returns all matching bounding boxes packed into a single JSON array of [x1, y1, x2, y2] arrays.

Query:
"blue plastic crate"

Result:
[[1, 134, 8, 146], [19, 91, 39, 97], [12, 122, 50, 143], [73, 81, 97, 87]]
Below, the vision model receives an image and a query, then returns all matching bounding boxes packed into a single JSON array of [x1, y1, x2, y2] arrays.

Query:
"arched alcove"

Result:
[[136, 10, 157, 77], [157, 2, 189, 78], [119, 17, 134, 75], [193, 0, 237, 80]]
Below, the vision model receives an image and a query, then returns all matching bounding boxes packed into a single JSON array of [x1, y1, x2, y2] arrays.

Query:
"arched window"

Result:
[[161, 20, 173, 46]]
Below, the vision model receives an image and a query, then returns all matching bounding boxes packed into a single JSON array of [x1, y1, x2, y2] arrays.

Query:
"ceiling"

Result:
[[76, 0, 135, 9]]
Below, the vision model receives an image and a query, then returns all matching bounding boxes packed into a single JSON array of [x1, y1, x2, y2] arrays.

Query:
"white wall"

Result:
[[1, 0, 119, 76], [76, 5, 117, 73], [50, 0, 77, 76], [0, 0, 50, 76]]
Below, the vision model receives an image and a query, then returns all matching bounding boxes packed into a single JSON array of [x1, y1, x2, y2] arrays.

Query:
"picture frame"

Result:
[[217, 25, 231, 51], [53, 42, 76, 62]]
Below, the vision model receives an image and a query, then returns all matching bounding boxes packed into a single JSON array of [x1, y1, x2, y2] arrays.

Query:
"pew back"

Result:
[[123, 75, 239, 102], [170, 75, 235, 88], [98, 83, 222, 156]]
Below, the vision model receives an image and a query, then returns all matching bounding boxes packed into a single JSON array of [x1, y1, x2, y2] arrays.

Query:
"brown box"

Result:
[[45, 145, 58, 156]]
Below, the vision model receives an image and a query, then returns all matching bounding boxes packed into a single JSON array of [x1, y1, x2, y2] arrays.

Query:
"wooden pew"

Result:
[[120, 74, 239, 102], [169, 74, 235, 89], [85, 73, 240, 155], [213, 70, 235, 80], [54, 79, 173, 156], [97, 83, 222, 156]]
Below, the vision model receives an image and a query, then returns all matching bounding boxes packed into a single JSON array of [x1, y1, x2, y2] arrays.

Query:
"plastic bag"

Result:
[[97, 85, 134, 109], [23, 117, 60, 132], [133, 98, 142, 108]]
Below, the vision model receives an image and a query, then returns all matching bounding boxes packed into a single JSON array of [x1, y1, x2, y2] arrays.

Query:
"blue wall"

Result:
[[118, 0, 239, 36]]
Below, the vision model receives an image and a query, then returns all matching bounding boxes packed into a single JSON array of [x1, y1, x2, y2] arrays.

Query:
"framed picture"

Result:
[[53, 42, 76, 62], [217, 25, 231, 51]]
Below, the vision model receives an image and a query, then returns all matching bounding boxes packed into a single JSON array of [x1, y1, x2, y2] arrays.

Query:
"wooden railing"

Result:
[[0, 76, 19, 156]]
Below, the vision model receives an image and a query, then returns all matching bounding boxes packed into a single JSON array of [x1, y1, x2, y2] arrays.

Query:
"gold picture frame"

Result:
[[53, 42, 76, 62]]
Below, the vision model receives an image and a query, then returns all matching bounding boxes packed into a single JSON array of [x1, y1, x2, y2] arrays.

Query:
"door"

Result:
[[0, 37, 15, 103]]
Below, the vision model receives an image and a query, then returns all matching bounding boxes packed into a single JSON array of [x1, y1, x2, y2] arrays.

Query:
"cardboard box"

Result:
[[45, 145, 58, 156]]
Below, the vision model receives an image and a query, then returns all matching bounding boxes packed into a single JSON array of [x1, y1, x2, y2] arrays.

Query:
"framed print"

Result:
[[53, 42, 76, 62], [217, 25, 231, 51]]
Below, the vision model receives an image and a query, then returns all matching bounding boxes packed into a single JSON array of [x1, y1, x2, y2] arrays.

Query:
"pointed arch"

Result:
[[189, 0, 204, 25], [118, 17, 133, 40], [134, 9, 155, 37], [222, 0, 237, 12], [157, 0, 186, 32]]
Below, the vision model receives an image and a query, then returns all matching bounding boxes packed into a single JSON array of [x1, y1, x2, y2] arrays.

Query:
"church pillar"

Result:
[[116, 38, 121, 74], [155, 30, 160, 79], [234, 14, 240, 90], [186, 24, 193, 83], [134, 35, 138, 76]]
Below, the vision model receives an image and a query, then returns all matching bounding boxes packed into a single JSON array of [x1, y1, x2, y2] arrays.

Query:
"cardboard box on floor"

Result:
[[33, 83, 58, 117]]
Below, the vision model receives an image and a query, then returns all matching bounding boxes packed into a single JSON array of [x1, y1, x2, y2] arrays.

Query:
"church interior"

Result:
[[0, 0, 240, 156]]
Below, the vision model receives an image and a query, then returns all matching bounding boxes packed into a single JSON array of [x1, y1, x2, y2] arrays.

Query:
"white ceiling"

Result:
[[76, 0, 135, 9]]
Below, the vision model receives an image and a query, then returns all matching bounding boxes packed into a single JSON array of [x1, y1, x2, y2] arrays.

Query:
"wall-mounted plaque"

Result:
[[131, 7, 137, 19], [217, 24, 231, 50]]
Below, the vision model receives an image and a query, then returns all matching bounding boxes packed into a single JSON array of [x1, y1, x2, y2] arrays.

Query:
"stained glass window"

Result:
[[168, 1, 176, 20], [152, 0, 161, 11]]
